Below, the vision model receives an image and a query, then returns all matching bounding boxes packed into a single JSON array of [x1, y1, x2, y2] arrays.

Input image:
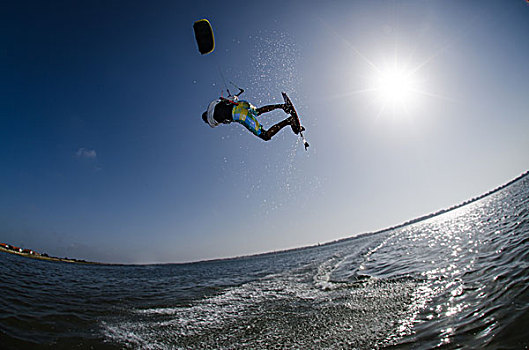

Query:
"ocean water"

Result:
[[1, 175, 528, 349]]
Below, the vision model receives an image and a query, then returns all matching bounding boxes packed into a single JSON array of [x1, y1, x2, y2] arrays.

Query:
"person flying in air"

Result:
[[194, 20, 307, 147], [201, 93, 302, 141]]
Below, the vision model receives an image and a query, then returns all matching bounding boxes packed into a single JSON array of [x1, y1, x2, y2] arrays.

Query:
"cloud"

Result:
[[76, 148, 97, 159]]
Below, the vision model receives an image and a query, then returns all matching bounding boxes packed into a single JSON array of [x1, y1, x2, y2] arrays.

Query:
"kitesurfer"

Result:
[[201, 96, 301, 141]]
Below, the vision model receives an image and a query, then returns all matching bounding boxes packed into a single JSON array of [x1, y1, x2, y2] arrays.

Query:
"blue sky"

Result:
[[2, 1, 528, 264]]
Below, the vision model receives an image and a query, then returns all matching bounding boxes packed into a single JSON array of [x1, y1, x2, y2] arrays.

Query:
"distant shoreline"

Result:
[[2, 170, 527, 267], [224, 170, 529, 262], [0, 246, 103, 265]]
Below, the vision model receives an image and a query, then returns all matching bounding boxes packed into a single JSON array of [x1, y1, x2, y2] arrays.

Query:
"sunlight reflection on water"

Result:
[[2, 176, 528, 349]]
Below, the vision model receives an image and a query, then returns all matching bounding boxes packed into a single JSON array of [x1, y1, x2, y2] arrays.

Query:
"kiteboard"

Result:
[[282, 92, 309, 150]]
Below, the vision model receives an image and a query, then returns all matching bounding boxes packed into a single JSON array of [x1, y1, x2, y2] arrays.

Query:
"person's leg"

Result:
[[256, 104, 287, 116], [259, 117, 293, 141]]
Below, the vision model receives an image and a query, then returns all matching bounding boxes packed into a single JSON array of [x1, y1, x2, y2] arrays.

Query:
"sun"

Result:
[[372, 64, 419, 113]]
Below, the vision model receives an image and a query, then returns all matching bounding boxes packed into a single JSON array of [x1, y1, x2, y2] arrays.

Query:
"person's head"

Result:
[[202, 111, 208, 124]]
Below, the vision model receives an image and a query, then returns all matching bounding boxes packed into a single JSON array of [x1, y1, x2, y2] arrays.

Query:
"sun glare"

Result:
[[372, 65, 419, 113]]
